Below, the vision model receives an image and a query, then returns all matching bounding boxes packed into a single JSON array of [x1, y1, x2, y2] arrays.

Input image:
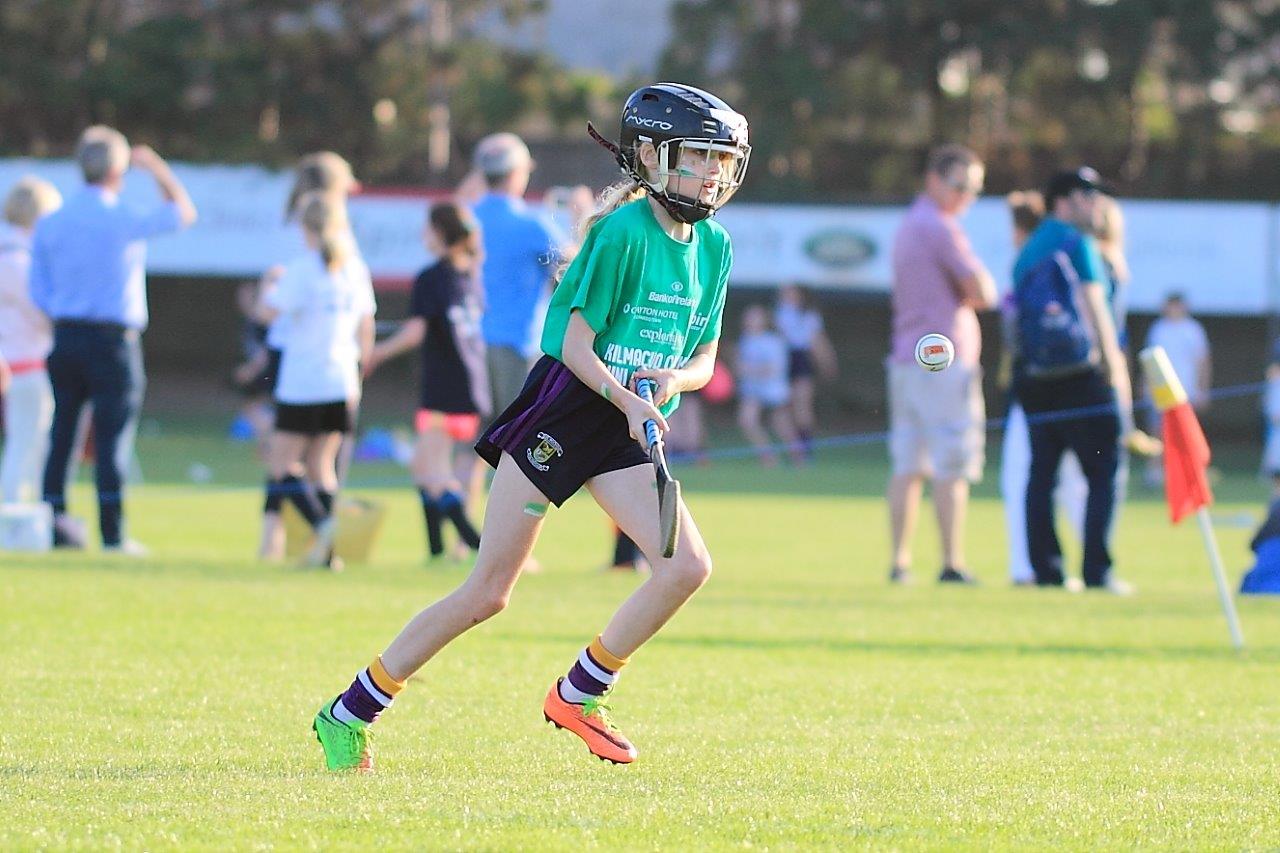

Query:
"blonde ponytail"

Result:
[[286, 151, 357, 221], [554, 178, 645, 282], [298, 190, 351, 272]]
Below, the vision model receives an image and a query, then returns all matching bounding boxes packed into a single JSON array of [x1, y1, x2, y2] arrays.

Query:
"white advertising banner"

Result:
[[0, 159, 434, 283], [719, 197, 1279, 314], [0, 159, 1275, 314]]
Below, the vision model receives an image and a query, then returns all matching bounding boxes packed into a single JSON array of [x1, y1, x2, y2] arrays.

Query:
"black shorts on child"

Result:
[[475, 355, 650, 506], [275, 400, 353, 435]]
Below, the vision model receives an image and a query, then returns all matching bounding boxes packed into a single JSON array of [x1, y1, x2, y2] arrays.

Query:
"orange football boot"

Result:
[[543, 679, 637, 764]]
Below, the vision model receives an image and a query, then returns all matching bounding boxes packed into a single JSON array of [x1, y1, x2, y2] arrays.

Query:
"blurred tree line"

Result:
[[1, 0, 1277, 199], [660, 0, 1280, 199], [0, 0, 624, 184]]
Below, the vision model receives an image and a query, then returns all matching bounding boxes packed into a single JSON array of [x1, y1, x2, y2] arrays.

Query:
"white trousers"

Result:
[[1, 369, 54, 503], [1000, 403, 1128, 582]]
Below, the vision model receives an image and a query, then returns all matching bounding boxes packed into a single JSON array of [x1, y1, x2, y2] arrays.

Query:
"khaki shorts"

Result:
[[887, 361, 985, 482], [486, 345, 533, 426]]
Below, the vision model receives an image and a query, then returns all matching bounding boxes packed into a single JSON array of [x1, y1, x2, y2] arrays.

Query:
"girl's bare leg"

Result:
[[260, 432, 309, 559], [411, 426, 458, 496], [304, 432, 343, 493], [769, 404, 803, 464], [791, 376, 815, 436], [585, 464, 713, 659], [380, 453, 548, 680], [738, 399, 776, 466]]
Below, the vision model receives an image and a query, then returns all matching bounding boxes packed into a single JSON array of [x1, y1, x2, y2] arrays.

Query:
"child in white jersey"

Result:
[[257, 152, 360, 560], [259, 192, 375, 569], [736, 304, 800, 466]]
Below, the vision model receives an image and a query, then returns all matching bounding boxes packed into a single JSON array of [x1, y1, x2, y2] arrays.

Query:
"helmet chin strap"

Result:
[[587, 122, 711, 225]]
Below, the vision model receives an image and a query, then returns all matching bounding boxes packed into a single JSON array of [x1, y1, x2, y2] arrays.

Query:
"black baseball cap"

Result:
[[1045, 166, 1114, 208]]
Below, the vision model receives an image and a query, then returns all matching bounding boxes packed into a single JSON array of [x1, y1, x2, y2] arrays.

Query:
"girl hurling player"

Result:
[[313, 83, 750, 770], [364, 201, 490, 560]]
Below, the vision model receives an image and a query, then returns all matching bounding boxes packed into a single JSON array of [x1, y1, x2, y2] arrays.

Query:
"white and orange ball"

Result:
[[914, 333, 955, 372]]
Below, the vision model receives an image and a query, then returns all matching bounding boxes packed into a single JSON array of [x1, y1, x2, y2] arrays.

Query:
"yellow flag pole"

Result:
[[1138, 346, 1244, 650]]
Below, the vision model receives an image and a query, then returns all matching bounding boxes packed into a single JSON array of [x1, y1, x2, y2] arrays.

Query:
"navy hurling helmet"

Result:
[[589, 83, 751, 224]]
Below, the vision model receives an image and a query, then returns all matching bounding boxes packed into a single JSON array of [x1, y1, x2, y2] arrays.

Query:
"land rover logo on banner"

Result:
[[803, 229, 876, 270]]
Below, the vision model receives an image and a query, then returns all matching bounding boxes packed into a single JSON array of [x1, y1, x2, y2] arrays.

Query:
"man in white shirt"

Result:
[[1145, 293, 1210, 410]]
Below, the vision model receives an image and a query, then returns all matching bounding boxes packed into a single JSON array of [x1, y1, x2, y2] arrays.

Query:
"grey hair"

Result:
[[76, 125, 130, 184]]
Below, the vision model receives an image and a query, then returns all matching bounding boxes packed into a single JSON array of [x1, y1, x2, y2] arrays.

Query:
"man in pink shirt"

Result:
[[887, 144, 995, 585]]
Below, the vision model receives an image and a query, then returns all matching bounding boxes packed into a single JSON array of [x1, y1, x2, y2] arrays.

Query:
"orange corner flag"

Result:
[[1162, 401, 1213, 524], [1140, 347, 1212, 524]]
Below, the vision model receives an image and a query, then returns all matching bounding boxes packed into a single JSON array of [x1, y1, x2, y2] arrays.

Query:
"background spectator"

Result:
[[362, 201, 488, 562], [255, 151, 361, 559], [30, 127, 196, 552], [1143, 293, 1210, 488], [0, 176, 62, 504], [887, 144, 995, 585], [258, 192, 374, 569], [470, 133, 566, 417], [1013, 167, 1131, 593], [775, 283, 835, 458], [1000, 189, 1046, 585], [735, 305, 799, 467]]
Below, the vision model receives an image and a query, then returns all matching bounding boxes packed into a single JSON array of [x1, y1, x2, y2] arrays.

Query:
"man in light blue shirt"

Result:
[[30, 125, 196, 552], [469, 133, 566, 418]]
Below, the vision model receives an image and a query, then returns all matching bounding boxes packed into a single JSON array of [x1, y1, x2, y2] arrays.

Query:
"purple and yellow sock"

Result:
[[558, 636, 628, 705], [332, 656, 406, 726]]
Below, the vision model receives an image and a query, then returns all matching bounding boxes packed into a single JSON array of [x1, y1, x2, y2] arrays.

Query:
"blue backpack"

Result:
[[1013, 235, 1099, 379]]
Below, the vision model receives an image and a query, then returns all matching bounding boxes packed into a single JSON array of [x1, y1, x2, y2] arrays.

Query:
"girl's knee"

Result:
[[470, 590, 509, 623], [666, 550, 713, 594], [460, 566, 520, 622]]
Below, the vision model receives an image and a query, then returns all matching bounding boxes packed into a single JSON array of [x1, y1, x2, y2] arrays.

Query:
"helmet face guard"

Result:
[[647, 137, 751, 223]]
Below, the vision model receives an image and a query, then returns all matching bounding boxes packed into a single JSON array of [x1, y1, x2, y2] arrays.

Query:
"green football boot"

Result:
[[313, 699, 374, 772]]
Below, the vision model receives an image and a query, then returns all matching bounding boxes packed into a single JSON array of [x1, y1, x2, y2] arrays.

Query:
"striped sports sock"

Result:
[[281, 474, 324, 528], [558, 636, 628, 705], [332, 656, 406, 726], [264, 478, 285, 513], [438, 490, 480, 549]]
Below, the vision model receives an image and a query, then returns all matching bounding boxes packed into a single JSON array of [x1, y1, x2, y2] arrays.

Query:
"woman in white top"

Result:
[[774, 283, 835, 457], [0, 177, 63, 503], [258, 192, 375, 567], [255, 153, 360, 560]]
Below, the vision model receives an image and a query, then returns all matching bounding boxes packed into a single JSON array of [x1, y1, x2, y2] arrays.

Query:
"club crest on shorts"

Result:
[[527, 432, 564, 472]]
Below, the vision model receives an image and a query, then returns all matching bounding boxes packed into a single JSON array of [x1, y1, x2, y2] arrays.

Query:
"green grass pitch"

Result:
[[2, 433, 1279, 849]]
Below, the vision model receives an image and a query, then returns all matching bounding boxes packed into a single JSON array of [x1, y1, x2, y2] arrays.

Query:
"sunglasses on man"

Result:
[[944, 175, 984, 195]]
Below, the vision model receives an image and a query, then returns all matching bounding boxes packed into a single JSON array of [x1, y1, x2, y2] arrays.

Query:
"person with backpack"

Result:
[[1011, 167, 1134, 593]]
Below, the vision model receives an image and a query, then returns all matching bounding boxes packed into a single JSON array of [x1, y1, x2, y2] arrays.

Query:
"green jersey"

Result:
[[540, 198, 732, 415]]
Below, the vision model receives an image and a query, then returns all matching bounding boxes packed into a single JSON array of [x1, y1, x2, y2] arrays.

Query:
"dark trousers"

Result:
[[1018, 370, 1120, 587], [43, 323, 145, 546]]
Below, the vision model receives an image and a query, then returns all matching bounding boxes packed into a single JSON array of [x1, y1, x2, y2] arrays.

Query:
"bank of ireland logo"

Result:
[[527, 431, 564, 472], [671, 281, 684, 292]]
